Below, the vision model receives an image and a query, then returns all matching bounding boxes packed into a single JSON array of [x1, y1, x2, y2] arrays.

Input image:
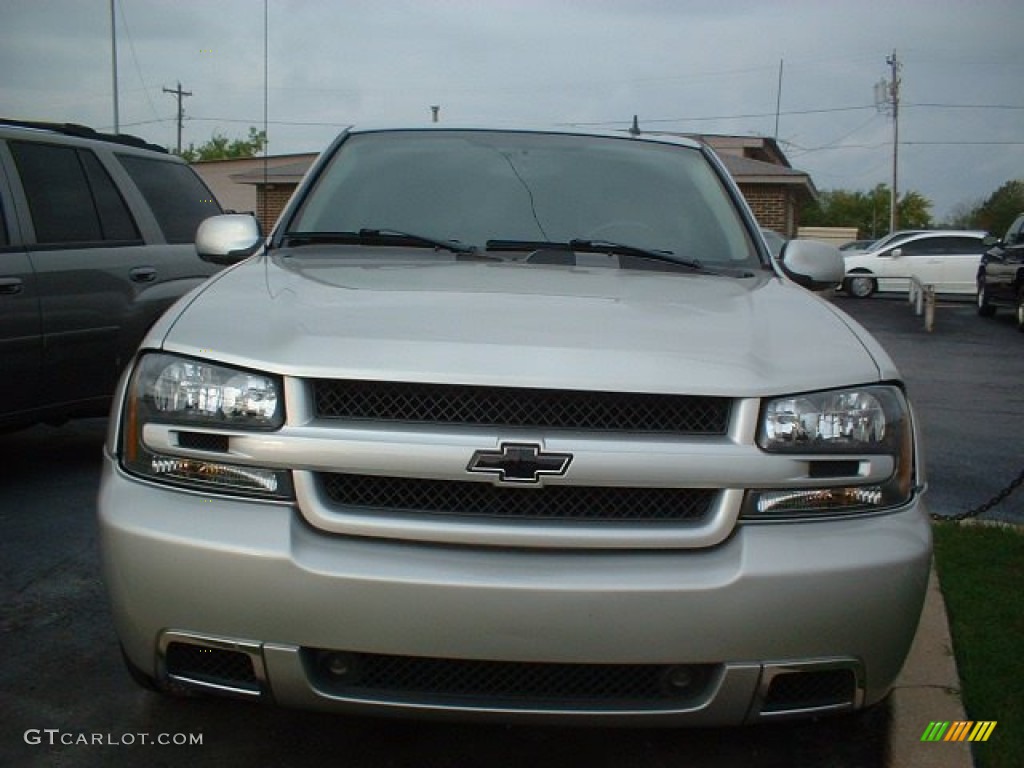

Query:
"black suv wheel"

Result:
[[977, 282, 996, 317]]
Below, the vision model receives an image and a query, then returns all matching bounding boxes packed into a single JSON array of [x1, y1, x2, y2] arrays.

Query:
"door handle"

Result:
[[130, 267, 157, 283], [0, 277, 24, 295]]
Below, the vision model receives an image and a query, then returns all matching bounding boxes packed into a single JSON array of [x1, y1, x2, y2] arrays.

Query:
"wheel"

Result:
[[845, 275, 876, 299], [976, 283, 996, 317]]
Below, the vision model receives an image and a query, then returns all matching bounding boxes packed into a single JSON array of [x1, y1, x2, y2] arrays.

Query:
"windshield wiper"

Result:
[[486, 238, 713, 273], [283, 229, 477, 255]]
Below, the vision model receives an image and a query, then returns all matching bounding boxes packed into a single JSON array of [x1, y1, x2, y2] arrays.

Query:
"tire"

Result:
[[977, 283, 996, 317], [845, 275, 876, 299], [1016, 293, 1024, 332]]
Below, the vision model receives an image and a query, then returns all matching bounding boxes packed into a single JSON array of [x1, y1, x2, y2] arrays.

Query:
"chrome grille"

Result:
[[312, 380, 731, 434], [319, 473, 715, 522]]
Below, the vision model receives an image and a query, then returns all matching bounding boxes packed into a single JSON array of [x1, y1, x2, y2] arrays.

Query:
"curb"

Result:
[[887, 562, 973, 767]]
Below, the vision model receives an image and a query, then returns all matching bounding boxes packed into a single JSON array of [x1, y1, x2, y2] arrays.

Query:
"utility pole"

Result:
[[774, 59, 783, 139], [110, 0, 119, 132], [163, 82, 192, 154], [874, 51, 901, 233]]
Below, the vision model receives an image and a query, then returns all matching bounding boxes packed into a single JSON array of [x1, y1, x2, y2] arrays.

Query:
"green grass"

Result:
[[932, 521, 1024, 768]]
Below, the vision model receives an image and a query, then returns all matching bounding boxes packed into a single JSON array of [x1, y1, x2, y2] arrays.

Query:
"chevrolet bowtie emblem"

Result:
[[466, 443, 573, 484]]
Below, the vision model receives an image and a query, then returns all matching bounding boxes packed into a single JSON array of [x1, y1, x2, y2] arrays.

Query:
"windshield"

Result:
[[286, 130, 760, 269]]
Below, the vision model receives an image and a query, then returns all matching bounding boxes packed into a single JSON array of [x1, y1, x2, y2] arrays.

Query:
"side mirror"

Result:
[[196, 214, 263, 265], [777, 239, 844, 290], [890, 248, 903, 258]]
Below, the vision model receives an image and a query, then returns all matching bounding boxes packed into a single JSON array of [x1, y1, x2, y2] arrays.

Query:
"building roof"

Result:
[[686, 133, 791, 167], [210, 130, 816, 200], [716, 153, 817, 197], [231, 158, 315, 185]]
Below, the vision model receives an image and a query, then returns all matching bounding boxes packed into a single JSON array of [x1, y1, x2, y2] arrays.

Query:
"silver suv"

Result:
[[0, 119, 223, 430], [99, 127, 931, 726]]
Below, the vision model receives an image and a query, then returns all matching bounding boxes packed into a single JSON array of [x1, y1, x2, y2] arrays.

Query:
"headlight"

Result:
[[146, 355, 281, 425], [745, 385, 916, 518], [759, 388, 901, 453], [120, 353, 292, 498]]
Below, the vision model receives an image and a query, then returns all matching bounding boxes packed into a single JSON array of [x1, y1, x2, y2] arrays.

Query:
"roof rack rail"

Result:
[[0, 118, 169, 154]]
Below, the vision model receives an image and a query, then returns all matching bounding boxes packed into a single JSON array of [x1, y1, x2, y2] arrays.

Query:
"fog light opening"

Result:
[[661, 665, 696, 694], [321, 652, 358, 682]]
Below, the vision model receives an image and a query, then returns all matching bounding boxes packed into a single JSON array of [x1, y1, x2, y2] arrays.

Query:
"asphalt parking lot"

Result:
[[837, 294, 1024, 525], [0, 292, 1019, 767]]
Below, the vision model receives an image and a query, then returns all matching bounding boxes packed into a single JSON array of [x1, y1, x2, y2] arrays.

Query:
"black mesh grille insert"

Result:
[[306, 649, 717, 709], [165, 642, 258, 690], [312, 380, 731, 434], [320, 473, 715, 522], [176, 431, 230, 452], [762, 669, 856, 712]]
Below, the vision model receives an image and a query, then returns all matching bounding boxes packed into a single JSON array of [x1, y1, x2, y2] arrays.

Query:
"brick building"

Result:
[[695, 134, 816, 238], [193, 133, 815, 237], [191, 154, 314, 233]]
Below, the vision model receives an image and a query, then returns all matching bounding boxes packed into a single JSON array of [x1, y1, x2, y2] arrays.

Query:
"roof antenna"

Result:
[[629, 115, 641, 136]]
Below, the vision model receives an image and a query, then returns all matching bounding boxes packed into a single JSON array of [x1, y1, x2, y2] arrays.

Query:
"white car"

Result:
[[842, 230, 990, 298]]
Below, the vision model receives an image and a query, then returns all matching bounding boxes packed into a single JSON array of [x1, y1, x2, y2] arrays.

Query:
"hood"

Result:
[[156, 251, 890, 397]]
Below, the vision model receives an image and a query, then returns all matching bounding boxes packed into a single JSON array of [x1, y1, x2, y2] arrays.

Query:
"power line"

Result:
[[907, 102, 1024, 111], [565, 105, 877, 128], [903, 140, 1024, 146], [189, 115, 346, 127], [116, 0, 161, 130], [563, 101, 1023, 130], [184, 101, 1024, 133], [117, 117, 174, 129]]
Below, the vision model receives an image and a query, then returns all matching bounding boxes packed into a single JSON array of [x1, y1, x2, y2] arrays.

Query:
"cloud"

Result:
[[1, 0, 1022, 219]]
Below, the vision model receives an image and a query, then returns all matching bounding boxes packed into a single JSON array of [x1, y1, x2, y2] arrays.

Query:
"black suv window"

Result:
[[118, 155, 221, 243], [9, 141, 140, 245], [1006, 216, 1024, 245]]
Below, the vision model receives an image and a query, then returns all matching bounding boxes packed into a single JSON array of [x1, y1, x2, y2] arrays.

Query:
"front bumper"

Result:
[[98, 455, 932, 726]]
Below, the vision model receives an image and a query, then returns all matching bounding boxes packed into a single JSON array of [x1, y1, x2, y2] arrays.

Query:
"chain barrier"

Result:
[[931, 466, 1024, 523]]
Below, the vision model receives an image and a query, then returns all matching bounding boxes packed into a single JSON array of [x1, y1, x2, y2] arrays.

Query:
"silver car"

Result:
[[99, 127, 931, 726]]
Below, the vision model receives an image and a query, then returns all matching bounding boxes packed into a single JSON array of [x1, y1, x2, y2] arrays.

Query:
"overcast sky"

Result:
[[2, 0, 1021, 224]]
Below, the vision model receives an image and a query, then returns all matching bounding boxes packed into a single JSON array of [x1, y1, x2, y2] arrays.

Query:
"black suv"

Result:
[[977, 212, 1024, 331], [0, 119, 224, 430]]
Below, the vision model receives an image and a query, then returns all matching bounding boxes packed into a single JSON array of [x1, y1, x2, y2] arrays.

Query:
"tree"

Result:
[[942, 180, 1024, 236], [800, 184, 933, 238], [896, 190, 933, 230], [974, 180, 1024, 238], [178, 126, 267, 163], [944, 198, 984, 229]]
